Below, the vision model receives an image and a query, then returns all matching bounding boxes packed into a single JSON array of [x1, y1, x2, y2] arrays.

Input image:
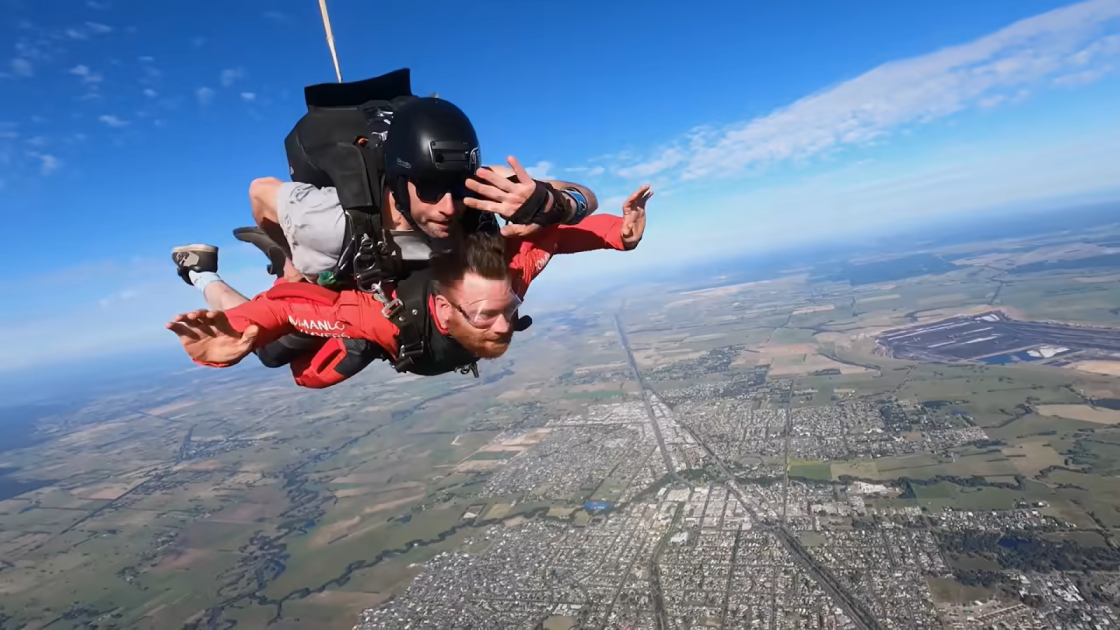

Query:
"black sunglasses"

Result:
[[413, 177, 476, 203]]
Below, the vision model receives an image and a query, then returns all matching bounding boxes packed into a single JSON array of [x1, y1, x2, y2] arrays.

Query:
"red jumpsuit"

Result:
[[203, 215, 628, 387]]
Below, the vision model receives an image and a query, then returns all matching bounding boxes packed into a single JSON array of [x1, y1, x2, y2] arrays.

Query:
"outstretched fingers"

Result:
[[507, 156, 533, 183]]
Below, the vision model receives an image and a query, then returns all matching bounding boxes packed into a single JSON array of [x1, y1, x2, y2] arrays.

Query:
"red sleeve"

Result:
[[223, 294, 295, 347], [531, 214, 625, 255], [188, 294, 296, 368]]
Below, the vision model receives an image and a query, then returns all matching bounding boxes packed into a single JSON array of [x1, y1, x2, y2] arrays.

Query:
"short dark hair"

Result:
[[431, 232, 509, 294]]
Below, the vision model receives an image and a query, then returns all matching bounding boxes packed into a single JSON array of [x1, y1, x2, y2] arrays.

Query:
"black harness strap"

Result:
[[386, 268, 431, 372]]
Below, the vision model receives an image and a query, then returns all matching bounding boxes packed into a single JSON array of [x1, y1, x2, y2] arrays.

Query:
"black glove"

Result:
[[508, 180, 569, 227]]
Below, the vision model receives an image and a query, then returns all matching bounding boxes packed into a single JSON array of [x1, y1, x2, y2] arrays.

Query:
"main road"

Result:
[[613, 312, 885, 630]]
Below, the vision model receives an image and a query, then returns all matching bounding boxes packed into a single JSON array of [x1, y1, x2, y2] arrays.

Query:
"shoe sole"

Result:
[[172, 244, 218, 253], [232, 227, 288, 278]]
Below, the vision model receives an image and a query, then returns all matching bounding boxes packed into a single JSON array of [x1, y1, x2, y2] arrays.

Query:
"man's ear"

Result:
[[432, 293, 453, 328]]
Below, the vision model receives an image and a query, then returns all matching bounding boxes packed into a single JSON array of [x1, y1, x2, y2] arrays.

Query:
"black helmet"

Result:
[[383, 97, 493, 239]]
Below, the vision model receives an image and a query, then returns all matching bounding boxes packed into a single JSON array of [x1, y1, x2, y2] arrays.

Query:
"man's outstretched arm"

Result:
[[167, 295, 297, 367], [537, 184, 652, 255]]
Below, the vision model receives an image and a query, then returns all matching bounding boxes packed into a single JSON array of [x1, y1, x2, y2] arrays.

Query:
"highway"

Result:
[[615, 314, 680, 483], [614, 312, 885, 630]]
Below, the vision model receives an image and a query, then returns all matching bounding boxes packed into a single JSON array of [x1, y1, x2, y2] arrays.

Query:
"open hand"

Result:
[[166, 309, 259, 366], [463, 155, 542, 221], [621, 184, 652, 250]]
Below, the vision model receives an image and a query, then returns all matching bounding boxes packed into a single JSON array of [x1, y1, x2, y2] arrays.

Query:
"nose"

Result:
[[435, 193, 457, 218], [489, 310, 513, 334]]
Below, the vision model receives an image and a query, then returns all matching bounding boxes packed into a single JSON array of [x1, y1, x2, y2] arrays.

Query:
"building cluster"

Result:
[[354, 388, 1119, 630]]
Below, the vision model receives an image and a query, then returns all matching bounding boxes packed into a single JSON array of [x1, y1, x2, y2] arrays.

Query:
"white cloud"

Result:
[[9, 58, 32, 77], [65, 28, 88, 40], [143, 88, 157, 98], [99, 114, 128, 127], [196, 87, 215, 105], [609, 0, 1120, 183], [99, 288, 139, 308], [87, 1, 110, 9], [240, 92, 256, 101], [567, 165, 606, 177], [139, 55, 154, 63], [220, 67, 244, 87], [85, 21, 113, 34], [29, 152, 59, 175], [69, 64, 103, 83], [525, 160, 554, 180]]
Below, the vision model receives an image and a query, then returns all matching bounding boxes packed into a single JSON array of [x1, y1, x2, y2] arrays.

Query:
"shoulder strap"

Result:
[[384, 268, 432, 372]]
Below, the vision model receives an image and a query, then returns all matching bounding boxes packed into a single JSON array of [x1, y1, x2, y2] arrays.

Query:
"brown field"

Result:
[[144, 400, 199, 415], [70, 479, 144, 500], [916, 293, 969, 306], [1067, 361, 1120, 377], [1074, 274, 1120, 283], [793, 305, 836, 315], [361, 494, 426, 516], [856, 294, 901, 303], [153, 547, 213, 572], [569, 382, 628, 393], [1036, 404, 1120, 425], [999, 440, 1066, 476], [454, 460, 505, 472], [768, 353, 871, 377], [484, 503, 514, 520], [310, 516, 362, 549]]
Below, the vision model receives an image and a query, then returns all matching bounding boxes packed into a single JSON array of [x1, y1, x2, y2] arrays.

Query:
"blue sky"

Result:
[[2, 0, 1120, 371]]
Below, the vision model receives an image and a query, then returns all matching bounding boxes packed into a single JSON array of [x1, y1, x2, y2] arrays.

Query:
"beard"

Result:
[[447, 317, 512, 359]]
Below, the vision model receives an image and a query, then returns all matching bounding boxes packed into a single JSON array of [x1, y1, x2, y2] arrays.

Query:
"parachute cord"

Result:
[[318, 0, 343, 82]]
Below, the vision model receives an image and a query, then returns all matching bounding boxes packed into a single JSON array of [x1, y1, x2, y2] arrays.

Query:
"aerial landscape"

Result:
[[6, 205, 1120, 629], [4, 0, 1120, 628]]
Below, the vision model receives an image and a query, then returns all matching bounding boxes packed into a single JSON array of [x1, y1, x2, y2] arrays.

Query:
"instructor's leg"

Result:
[[250, 178, 346, 282]]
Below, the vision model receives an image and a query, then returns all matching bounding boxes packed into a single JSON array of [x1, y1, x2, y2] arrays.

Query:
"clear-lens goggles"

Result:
[[453, 292, 523, 329]]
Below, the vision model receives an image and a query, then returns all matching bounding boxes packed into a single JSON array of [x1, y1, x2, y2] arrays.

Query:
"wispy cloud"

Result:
[[143, 88, 157, 98], [8, 58, 33, 77], [240, 92, 256, 101], [87, 1, 110, 9], [192, 37, 206, 48], [220, 67, 245, 87], [607, 0, 1120, 183], [85, 21, 113, 34], [263, 11, 289, 22], [98, 288, 139, 308], [567, 165, 606, 177], [196, 87, 215, 105], [29, 152, 60, 175], [99, 114, 129, 127], [69, 64, 103, 84], [525, 160, 554, 180], [138, 55, 154, 63]]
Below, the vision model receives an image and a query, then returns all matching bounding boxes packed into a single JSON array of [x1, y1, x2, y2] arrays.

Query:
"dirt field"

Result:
[[1036, 404, 1120, 425], [1067, 361, 1120, 377], [792, 305, 836, 315], [856, 294, 901, 303], [1000, 440, 1066, 476]]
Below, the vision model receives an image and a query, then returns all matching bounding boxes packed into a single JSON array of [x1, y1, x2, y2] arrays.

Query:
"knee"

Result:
[[249, 177, 282, 222]]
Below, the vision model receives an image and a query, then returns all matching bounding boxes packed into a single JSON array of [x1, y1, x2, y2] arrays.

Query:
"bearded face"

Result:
[[433, 273, 519, 359]]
